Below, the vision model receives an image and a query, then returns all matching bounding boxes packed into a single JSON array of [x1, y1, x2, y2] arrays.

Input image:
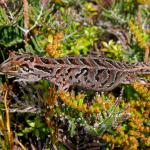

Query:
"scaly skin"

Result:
[[0, 52, 150, 91]]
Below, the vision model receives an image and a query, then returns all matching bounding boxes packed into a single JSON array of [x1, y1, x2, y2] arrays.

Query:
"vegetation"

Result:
[[0, 0, 149, 149]]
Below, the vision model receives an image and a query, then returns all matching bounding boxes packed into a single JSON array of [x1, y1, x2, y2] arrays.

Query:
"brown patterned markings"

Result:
[[40, 57, 58, 65], [55, 58, 65, 64], [80, 57, 92, 66], [64, 68, 72, 76], [0, 52, 150, 91], [15, 56, 23, 61], [104, 71, 126, 90], [54, 67, 66, 79], [21, 64, 31, 72], [93, 58, 108, 68], [92, 69, 128, 91], [40, 57, 50, 64], [24, 57, 34, 62], [114, 61, 129, 69], [34, 65, 53, 74], [75, 68, 88, 79], [66, 57, 82, 65], [103, 70, 117, 87], [95, 69, 108, 82]]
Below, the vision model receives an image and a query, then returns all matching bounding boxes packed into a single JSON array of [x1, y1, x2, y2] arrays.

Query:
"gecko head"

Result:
[[0, 52, 20, 75], [0, 52, 40, 81]]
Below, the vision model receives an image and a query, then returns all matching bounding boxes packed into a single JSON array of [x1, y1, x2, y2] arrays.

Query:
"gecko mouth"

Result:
[[0, 66, 18, 77], [0, 62, 20, 73], [0, 71, 17, 77]]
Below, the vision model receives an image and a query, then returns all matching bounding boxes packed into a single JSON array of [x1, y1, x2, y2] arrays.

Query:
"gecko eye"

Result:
[[11, 64, 19, 71]]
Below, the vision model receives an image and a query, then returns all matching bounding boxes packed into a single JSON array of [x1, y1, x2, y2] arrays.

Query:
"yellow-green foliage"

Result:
[[132, 82, 150, 101], [101, 40, 127, 60], [0, 0, 150, 149], [59, 91, 115, 113], [45, 32, 64, 58], [101, 82, 150, 149], [129, 19, 149, 49], [137, 0, 150, 5], [102, 100, 150, 148]]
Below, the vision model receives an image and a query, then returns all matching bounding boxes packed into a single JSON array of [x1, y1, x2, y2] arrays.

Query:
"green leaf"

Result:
[[27, 120, 35, 127]]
